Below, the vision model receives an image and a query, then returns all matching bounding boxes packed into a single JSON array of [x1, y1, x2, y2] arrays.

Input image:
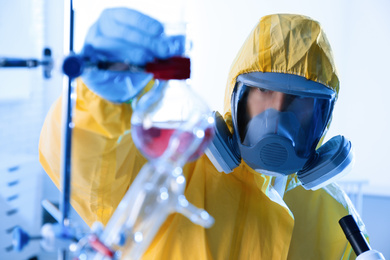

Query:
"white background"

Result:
[[72, 0, 390, 194]]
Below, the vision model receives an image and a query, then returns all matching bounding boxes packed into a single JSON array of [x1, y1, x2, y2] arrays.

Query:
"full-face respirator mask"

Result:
[[205, 72, 353, 190]]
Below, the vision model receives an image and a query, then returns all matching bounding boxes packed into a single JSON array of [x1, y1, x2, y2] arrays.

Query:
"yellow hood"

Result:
[[223, 14, 339, 123]]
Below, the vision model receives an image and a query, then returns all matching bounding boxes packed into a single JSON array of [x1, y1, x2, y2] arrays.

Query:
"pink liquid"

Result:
[[132, 124, 214, 161]]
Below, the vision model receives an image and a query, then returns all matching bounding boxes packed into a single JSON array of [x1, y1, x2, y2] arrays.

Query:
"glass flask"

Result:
[[132, 77, 215, 164]]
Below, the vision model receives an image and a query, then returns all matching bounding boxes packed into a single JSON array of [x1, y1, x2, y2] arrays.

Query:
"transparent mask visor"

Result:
[[233, 83, 335, 158]]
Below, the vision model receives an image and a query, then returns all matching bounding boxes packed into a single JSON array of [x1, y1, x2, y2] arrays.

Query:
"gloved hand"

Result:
[[81, 8, 185, 103]]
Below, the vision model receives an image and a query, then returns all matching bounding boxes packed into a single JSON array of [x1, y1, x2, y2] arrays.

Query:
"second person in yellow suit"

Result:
[[39, 8, 360, 259]]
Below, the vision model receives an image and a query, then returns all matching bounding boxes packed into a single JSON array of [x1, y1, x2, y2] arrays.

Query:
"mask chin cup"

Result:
[[298, 135, 354, 190], [241, 134, 308, 175], [205, 111, 241, 173]]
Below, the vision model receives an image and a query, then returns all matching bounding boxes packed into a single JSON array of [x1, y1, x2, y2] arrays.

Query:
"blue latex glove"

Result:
[[81, 8, 185, 103]]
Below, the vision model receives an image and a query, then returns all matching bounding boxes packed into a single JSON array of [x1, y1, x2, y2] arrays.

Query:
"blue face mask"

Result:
[[205, 72, 354, 190], [240, 108, 309, 174]]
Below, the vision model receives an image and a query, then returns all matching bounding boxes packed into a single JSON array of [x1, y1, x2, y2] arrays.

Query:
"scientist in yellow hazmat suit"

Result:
[[39, 8, 360, 259]]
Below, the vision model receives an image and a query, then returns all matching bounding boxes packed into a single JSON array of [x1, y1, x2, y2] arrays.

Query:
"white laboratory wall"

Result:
[[0, 1, 47, 258], [0, 0, 45, 154], [0, 1, 41, 101], [0, 0, 65, 258], [0, 0, 64, 154]]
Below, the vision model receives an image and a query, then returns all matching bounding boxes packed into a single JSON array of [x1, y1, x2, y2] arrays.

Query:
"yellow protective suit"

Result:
[[39, 14, 359, 259]]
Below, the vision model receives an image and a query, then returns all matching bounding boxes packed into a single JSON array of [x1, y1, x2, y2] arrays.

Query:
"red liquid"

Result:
[[132, 124, 214, 161]]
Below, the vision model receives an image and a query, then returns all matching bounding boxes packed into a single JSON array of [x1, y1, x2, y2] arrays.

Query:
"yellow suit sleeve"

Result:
[[284, 186, 357, 259], [39, 78, 148, 226]]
